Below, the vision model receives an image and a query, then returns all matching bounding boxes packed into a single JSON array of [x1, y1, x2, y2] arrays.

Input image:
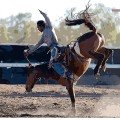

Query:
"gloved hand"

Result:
[[48, 61, 53, 69], [23, 49, 29, 57]]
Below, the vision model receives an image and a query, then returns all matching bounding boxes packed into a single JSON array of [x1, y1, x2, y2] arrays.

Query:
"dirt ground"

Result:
[[0, 84, 120, 118]]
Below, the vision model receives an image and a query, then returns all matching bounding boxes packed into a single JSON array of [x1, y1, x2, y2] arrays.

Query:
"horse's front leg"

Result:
[[66, 83, 76, 113]]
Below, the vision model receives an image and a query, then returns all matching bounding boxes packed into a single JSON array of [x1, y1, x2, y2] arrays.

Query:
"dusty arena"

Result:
[[0, 84, 120, 118]]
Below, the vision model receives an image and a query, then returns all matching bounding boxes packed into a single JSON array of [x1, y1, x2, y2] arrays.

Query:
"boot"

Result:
[[65, 70, 73, 81]]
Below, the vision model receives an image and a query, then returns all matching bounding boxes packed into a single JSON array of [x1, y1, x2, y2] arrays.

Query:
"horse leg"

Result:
[[66, 82, 76, 113], [89, 51, 104, 78], [101, 48, 112, 71], [97, 47, 112, 72]]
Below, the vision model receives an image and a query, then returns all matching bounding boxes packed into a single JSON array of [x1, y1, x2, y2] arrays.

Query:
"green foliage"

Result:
[[0, 25, 10, 42], [0, 3, 120, 48], [57, 3, 120, 47], [91, 3, 120, 47]]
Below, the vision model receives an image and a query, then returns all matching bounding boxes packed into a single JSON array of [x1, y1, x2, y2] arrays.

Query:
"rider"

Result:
[[24, 10, 73, 81]]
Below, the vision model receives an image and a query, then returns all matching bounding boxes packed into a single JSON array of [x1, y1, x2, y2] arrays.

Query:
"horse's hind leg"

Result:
[[97, 47, 112, 72], [89, 51, 104, 78], [102, 48, 112, 71]]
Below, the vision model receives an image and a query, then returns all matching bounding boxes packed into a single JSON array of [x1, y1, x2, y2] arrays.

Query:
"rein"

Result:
[[25, 56, 49, 67], [25, 56, 32, 67], [25, 56, 49, 83]]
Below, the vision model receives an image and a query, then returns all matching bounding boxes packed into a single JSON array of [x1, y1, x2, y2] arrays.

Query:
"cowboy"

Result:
[[24, 10, 73, 81]]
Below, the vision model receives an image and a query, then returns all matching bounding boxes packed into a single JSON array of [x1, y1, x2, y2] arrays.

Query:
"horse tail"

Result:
[[65, 19, 86, 26], [65, 19, 96, 32]]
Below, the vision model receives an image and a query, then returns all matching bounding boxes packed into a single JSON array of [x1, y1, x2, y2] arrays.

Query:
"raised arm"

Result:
[[38, 10, 52, 29]]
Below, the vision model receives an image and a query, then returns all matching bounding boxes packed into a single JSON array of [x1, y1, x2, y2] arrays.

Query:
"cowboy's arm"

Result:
[[39, 10, 52, 29], [27, 35, 44, 54]]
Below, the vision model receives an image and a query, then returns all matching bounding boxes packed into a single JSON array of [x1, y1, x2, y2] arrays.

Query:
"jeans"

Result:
[[52, 62, 66, 77], [50, 45, 72, 78]]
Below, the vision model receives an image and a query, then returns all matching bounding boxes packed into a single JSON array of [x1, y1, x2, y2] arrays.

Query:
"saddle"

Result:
[[56, 45, 72, 66]]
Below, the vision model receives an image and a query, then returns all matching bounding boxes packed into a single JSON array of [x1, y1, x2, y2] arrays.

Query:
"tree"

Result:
[[56, 3, 120, 47], [0, 25, 9, 43], [0, 3, 120, 48], [23, 21, 41, 44], [91, 3, 120, 47]]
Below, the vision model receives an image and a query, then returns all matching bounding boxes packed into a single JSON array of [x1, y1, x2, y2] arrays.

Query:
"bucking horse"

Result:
[[25, 4, 112, 112]]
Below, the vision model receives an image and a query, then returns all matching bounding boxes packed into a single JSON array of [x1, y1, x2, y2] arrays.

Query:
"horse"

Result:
[[25, 18, 112, 111], [26, 49, 91, 111]]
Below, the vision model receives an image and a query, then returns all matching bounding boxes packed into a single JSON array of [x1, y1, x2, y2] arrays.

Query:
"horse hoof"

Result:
[[71, 105, 76, 116], [95, 73, 100, 79], [26, 88, 32, 92], [71, 107, 76, 115]]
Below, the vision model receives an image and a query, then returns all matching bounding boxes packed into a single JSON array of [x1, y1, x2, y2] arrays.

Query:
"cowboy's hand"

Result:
[[48, 63, 52, 69], [23, 49, 29, 57], [38, 9, 46, 15], [48, 61, 52, 69]]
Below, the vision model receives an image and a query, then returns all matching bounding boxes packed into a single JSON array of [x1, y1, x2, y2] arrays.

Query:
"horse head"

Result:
[[26, 63, 55, 92]]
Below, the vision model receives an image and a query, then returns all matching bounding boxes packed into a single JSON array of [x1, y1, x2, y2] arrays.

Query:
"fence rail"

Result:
[[0, 63, 120, 68], [0, 44, 120, 85]]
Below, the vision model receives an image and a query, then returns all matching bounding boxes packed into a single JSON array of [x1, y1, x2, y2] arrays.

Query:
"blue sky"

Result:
[[0, 0, 120, 24]]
